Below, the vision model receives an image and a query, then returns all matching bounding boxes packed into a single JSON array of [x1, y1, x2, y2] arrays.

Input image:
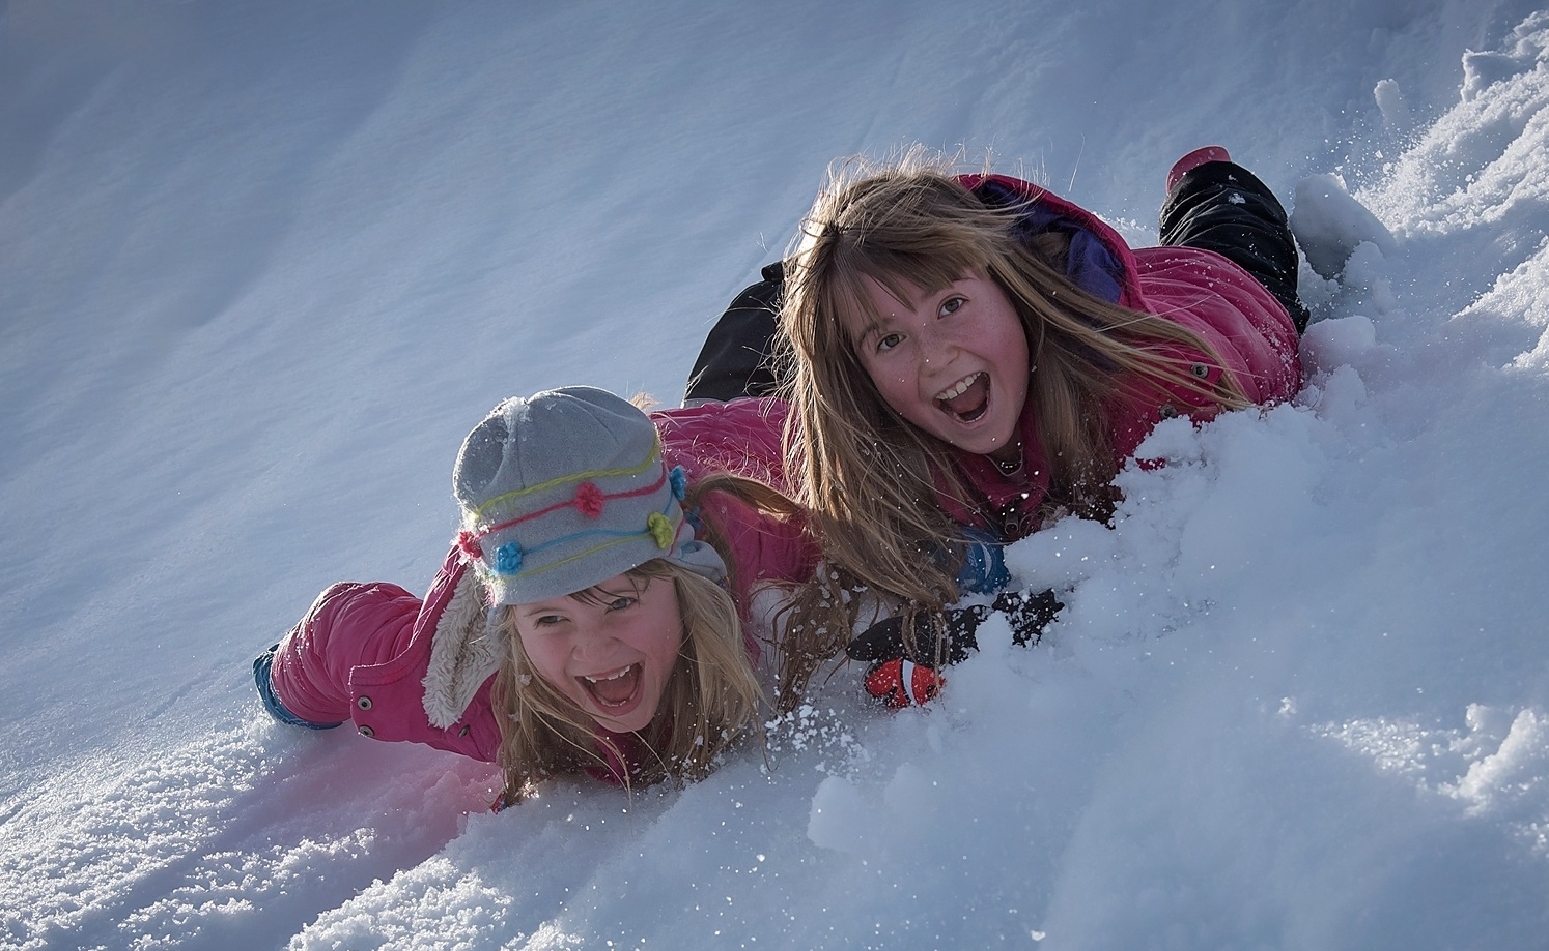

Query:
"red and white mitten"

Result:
[[863, 658, 943, 709]]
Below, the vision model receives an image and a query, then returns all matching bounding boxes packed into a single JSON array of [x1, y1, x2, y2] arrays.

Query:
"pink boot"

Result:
[[1166, 146, 1232, 193]]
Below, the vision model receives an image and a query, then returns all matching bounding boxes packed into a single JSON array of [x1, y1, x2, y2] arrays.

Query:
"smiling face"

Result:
[[513, 571, 684, 734], [845, 270, 1031, 460]]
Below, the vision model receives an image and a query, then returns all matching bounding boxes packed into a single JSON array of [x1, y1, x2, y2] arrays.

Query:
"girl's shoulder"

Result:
[[651, 397, 791, 492], [652, 394, 789, 432], [693, 487, 817, 587]]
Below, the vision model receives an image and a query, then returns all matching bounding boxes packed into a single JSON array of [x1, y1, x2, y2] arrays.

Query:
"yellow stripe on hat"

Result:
[[472, 434, 661, 521]]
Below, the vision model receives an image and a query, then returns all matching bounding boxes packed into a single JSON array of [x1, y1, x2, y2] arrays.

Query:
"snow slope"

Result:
[[3, 1, 1548, 948]]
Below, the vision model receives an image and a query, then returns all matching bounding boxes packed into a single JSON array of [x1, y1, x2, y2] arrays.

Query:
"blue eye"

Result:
[[876, 332, 903, 353], [606, 596, 638, 612], [939, 296, 965, 317]]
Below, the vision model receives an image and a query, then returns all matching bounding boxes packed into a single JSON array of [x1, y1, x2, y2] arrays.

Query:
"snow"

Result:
[[4, 0, 1549, 948]]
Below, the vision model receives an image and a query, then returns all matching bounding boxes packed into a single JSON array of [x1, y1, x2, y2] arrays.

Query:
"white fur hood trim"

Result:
[[421, 566, 504, 729]]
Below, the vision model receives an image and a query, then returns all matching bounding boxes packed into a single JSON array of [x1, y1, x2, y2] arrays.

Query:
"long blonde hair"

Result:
[[774, 153, 1248, 689], [490, 558, 763, 806]]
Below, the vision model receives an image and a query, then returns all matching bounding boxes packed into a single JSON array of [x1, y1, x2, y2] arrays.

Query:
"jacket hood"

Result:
[[958, 174, 1144, 310]]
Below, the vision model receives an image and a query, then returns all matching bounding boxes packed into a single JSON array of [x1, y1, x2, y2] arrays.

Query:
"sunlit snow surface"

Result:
[[4, 2, 1549, 949]]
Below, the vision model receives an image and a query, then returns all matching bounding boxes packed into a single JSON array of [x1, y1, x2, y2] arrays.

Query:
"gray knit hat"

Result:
[[452, 386, 726, 604]]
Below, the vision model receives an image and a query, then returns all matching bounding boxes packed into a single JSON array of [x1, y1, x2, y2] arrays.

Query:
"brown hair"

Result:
[[773, 151, 1247, 692], [489, 558, 763, 806]]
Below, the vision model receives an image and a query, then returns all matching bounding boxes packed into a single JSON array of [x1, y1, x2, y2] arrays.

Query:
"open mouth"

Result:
[[579, 663, 643, 711], [935, 372, 990, 423]]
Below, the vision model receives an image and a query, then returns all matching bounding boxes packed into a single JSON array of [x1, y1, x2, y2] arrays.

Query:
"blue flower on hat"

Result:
[[669, 465, 688, 501], [495, 542, 524, 575]]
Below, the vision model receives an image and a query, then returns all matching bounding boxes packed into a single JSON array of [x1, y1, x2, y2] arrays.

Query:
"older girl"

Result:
[[736, 148, 1305, 701]]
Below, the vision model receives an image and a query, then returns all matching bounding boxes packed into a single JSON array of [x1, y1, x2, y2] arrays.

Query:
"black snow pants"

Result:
[[1159, 160, 1311, 333]]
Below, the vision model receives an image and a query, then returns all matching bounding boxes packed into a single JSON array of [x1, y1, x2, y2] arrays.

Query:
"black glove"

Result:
[[846, 589, 1063, 666]]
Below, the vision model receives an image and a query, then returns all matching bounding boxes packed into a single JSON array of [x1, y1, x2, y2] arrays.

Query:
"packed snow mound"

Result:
[[1290, 173, 1398, 279], [1358, 11, 1549, 331]]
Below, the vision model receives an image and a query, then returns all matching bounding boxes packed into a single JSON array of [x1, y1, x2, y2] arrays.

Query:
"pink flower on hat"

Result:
[[456, 531, 484, 561], [575, 481, 604, 518]]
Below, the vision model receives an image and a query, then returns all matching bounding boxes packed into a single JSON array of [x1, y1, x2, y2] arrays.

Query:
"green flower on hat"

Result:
[[647, 511, 675, 549]]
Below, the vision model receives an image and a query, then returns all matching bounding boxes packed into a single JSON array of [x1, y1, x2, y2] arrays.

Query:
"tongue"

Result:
[[942, 375, 990, 420], [588, 666, 640, 706]]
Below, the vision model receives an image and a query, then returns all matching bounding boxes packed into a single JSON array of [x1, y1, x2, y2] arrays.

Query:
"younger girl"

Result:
[[254, 386, 814, 807], [764, 148, 1305, 697]]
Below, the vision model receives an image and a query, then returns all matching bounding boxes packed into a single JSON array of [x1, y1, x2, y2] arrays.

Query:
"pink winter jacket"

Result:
[[268, 397, 816, 763], [944, 175, 1303, 538]]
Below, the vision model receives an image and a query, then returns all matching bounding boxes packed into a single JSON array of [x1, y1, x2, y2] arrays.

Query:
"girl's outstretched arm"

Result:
[[262, 581, 422, 727]]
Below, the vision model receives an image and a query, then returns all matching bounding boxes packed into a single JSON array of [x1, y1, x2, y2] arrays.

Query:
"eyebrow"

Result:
[[844, 276, 909, 345], [516, 601, 569, 618], [850, 315, 887, 347]]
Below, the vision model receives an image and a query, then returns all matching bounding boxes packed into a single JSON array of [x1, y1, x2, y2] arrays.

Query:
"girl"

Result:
[[758, 147, 1305, 701], [254, 386, 815, 808]]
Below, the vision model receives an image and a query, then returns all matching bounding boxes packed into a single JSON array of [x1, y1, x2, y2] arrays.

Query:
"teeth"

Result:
[[584, 666, 632, 683], [936, 373, 983, 401]]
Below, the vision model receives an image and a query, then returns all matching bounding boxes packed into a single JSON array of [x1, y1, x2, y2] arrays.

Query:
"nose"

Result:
[[567, 622, 622, 662], [915, 319, 960, 369]]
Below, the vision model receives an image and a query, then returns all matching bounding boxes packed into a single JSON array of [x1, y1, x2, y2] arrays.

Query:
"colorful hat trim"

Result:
[[471, 434, 661, 521], [469, 465, 667, 546], [489, 501, 688, 579]]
